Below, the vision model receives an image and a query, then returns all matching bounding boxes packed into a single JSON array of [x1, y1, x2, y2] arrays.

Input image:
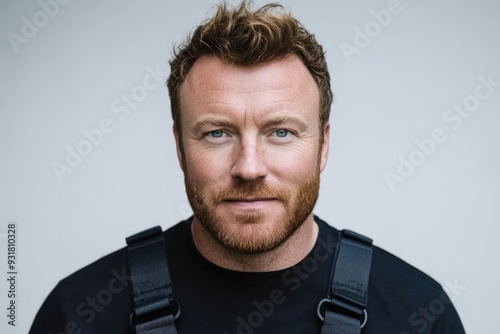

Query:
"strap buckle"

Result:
[[317, 297, 368, 328], [127, 225, 180, 333], [129, 297, 181, 330]]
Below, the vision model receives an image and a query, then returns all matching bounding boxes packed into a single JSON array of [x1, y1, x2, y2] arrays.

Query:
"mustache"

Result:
[[209, 182, 289, 203]]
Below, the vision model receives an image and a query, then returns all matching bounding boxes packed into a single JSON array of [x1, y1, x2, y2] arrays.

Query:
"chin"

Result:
[[205, 209, 303, 255]]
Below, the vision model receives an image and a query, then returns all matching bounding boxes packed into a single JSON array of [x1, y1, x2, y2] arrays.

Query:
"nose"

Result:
[[230, 138, 268, 181]]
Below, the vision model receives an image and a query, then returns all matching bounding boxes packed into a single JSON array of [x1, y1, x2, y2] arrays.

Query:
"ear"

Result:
[[173, 124, 185, 171], [319, 122, 330, 172]]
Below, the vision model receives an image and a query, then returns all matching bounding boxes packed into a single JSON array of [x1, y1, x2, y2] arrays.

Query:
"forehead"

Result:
[[179, 55, 319, 113]]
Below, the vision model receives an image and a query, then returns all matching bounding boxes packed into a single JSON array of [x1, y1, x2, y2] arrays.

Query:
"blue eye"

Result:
[[210, 130, 224, 138], [275, 129, 289, 137]]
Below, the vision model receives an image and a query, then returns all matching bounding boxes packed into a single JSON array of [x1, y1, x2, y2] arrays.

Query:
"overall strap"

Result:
[[126, 226, 180, 334], [318, 230, 373, 334]]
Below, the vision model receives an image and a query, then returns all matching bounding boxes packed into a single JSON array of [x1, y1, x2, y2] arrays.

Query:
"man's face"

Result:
[[174, 55, 329, 255]]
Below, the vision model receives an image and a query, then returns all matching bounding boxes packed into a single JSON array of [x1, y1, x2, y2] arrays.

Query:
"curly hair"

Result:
[[167, 1, 333, 132]]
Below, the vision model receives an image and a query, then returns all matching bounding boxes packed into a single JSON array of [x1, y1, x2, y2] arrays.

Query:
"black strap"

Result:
[[318, 229, 373, 334], [126, 226, 180, 334]]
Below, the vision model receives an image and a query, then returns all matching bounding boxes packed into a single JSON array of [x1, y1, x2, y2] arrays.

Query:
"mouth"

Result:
[[223, 197, 278, 209], [225, 197, 276, 202]]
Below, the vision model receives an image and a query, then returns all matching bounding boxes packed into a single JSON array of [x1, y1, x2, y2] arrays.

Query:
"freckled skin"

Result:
[[174, 55, 330, 271]]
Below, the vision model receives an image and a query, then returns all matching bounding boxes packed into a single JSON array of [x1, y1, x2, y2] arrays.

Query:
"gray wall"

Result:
[[1, 0, 499, 332]]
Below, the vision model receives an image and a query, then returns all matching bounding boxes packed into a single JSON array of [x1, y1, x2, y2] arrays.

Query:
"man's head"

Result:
[[167, 1, 332, 134], [167, 1, 332, 255]]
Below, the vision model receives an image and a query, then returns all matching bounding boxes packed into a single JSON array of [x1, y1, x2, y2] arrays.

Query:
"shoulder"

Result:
[[58, 219, 191, 290], [374, 244, 442, 286], [316, 216, 465, 333], [31, 220, 190, 333], [315, 216, 443, 297], [30, 245, 132, 333], [369, 246, 465, 333], [56, 220, 191, 297]]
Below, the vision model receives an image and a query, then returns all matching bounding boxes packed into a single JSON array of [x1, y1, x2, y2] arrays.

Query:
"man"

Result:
[[30, 2, 465, 333]]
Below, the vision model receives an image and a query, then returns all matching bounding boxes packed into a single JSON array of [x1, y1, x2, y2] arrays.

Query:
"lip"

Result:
[[223, 197, 277, 209], [225, 197, 276, 202]]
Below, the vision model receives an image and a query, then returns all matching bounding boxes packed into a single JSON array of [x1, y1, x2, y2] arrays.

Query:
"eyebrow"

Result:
[[191, 114, 309, 133], [192, 116, 233, 133], [263, 115, 309, 131]]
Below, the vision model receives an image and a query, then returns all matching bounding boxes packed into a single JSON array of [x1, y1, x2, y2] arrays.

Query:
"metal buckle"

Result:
[[316, 298, 368, 329]]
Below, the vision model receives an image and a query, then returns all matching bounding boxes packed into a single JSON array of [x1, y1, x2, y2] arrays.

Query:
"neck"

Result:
[[190, 215, 319, 272]]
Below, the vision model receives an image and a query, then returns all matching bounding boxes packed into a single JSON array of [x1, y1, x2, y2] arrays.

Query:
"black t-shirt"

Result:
[[29, 216, 465, 333]]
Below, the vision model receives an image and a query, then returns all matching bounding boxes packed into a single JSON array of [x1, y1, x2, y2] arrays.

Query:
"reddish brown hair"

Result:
[[167, 1, 333, 131]]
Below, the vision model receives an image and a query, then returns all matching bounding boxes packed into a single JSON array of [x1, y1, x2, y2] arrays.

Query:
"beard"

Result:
[[184, 160, 321, 255]]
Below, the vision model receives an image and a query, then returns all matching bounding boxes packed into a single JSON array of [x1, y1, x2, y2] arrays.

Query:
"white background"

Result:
[[1, 0, 499, 333]]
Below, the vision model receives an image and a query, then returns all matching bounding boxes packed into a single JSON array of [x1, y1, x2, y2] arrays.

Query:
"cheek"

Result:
[[266, 145, 320, 181], [272, 157, 315, 180], [184, 148, 229, 183]]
